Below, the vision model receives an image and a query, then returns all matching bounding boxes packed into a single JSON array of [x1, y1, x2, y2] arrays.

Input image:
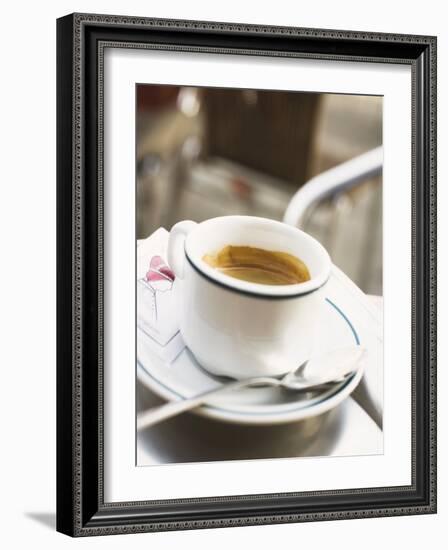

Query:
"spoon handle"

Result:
[[137, 379, 249, 430], [137, 377, 343, 430]]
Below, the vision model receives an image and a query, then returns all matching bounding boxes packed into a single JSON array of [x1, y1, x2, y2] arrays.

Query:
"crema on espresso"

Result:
[[202, 245, 310, 285]]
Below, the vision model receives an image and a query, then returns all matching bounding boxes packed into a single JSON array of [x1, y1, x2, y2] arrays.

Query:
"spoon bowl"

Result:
[[281, 346, 366, 389]]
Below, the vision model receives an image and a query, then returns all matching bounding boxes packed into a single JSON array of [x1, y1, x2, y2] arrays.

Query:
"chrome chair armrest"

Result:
[[283, 146, 383, 227]]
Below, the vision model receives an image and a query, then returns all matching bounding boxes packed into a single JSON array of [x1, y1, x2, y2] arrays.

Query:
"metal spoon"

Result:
[[137, 346, 365, 430]]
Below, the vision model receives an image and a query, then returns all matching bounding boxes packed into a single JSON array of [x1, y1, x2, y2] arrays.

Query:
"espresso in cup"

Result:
[[202, 245, 310, 285]]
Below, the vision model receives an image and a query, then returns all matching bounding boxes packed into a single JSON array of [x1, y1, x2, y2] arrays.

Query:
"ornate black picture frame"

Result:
[[56, 13, 437, 537]]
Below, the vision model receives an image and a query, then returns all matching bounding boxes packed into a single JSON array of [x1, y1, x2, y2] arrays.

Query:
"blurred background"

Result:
[[136, 85, 382, 295]]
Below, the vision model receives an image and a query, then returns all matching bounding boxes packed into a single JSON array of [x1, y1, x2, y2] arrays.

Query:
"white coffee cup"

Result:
[[168, 215, 331, 379]]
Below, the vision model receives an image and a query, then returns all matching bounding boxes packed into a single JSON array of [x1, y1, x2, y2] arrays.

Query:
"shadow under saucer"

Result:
[[136, 382, 346, 465]]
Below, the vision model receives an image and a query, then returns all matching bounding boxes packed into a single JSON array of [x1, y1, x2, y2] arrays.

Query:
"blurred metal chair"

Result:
[[168, 88, 322, 228], [202, 88, 321, 186], [137, 88, 323, 236], [283, 147, 383, 295]]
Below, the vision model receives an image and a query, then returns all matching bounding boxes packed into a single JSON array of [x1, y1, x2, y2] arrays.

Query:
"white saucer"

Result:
[[137, 266, 382, 426]]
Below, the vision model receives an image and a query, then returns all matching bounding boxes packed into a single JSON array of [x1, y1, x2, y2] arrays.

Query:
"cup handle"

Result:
[[167, 220, 197, 279]]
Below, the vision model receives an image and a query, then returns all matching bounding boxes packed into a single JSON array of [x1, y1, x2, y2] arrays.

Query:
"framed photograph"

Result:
[[56, 13, 437, 536]]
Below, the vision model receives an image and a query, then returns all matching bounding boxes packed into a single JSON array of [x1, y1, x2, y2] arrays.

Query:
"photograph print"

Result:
[[135, 84, 384, 466]]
